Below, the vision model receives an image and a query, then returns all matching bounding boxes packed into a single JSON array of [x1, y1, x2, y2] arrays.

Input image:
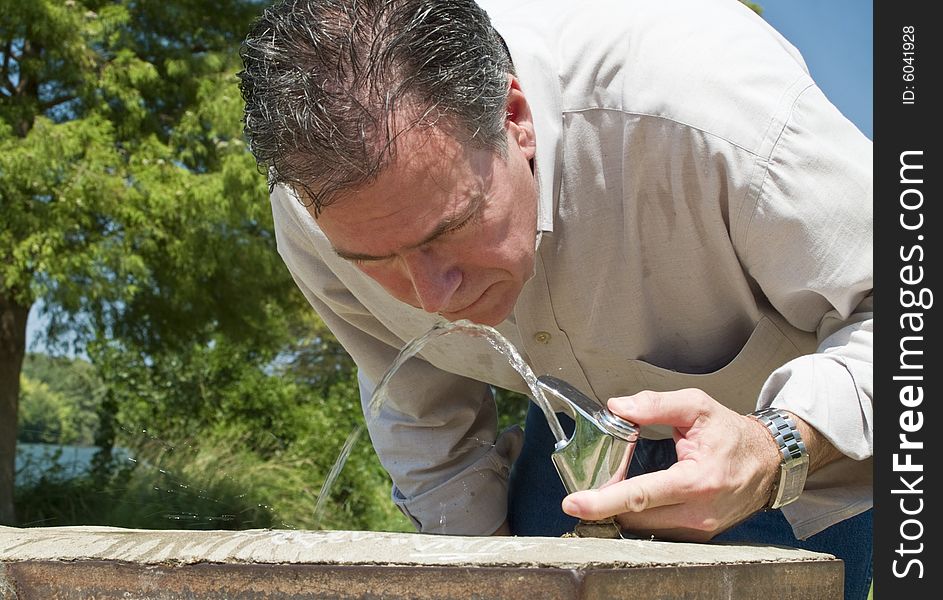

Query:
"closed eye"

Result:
[[335, 194, 485, 264], [446, 212, 476, 234]]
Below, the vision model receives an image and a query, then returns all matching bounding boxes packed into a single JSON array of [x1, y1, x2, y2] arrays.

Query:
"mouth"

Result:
[[440, 283, 498, 320]]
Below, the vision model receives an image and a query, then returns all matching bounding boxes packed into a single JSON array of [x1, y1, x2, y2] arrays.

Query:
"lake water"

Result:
[[15, 443, 130, 486]]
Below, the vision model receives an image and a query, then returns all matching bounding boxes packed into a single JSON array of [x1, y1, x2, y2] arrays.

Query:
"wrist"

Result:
[[790, 413, 845, 474], [749, 407, 809, 509], [747, 414, 783, 511]]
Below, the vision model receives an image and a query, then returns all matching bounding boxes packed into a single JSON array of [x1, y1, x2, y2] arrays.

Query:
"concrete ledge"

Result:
[[0, 526, 843, 599]]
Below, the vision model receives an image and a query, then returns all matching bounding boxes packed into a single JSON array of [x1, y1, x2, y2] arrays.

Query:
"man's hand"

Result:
[[560, 389, 784, 542]]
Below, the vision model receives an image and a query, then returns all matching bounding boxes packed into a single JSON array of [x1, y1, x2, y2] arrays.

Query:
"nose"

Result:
[[402, 249, 461, 314]]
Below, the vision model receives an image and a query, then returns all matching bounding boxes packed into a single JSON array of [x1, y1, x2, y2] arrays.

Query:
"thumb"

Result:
[[608, 389, 712, 428]]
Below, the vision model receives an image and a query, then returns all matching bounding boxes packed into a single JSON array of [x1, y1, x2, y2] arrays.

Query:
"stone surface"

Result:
[[0, 526, 843, 599]]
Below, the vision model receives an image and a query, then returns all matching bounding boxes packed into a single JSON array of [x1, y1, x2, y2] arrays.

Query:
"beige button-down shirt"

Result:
[[271, 0, 872, 540]]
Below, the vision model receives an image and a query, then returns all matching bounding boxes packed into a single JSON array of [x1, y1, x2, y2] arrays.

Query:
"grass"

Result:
[[14, 439, 412, 532]]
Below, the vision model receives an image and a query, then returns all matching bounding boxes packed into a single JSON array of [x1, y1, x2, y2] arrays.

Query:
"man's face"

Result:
[[313, 101, 538, 326]]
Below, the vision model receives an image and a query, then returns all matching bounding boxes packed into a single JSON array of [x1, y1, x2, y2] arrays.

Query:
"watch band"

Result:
[[750, 407, 809, 509]]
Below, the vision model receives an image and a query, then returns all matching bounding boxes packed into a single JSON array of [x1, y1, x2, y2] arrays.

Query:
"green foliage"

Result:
[[495, 387, 530, 432], [17, 378, 70, 443], [17, 312, 533, 531], [18, 353, 103, 444], [738, 0, 763, 15], [14, 453, 281, 530], [86, 308, 412, 532], [1, 0, 316, 521], [15, 312, 535, 529], [17, 322, 413, 532], [3, 0, 410, 533], [2, 0, 410, 531], [2, 0, 287, 349], [17, 376, 88, 444]]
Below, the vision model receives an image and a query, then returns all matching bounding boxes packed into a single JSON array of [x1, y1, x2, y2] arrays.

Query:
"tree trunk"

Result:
[[0, 292, 30, 525]]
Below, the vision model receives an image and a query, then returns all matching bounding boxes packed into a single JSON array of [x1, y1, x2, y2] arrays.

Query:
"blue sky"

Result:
[[759, 0, 873, 139], [24, 0, 875, 352]]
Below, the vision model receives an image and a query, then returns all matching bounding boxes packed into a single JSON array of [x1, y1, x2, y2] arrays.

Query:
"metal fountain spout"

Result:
[[535, 376, 640, 538]]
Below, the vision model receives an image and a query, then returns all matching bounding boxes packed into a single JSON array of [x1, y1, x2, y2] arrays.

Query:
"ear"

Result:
[[505, 75, 537, 161]]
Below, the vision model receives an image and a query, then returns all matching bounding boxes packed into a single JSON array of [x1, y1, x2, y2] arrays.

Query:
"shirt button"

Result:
[[534, 331, 552, 344]]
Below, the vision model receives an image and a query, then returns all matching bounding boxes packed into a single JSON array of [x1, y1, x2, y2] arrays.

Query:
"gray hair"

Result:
[[238, 0, 514, 214]]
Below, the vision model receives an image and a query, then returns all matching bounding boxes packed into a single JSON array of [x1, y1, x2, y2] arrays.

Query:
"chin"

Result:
[[445, 283, 516, 326]]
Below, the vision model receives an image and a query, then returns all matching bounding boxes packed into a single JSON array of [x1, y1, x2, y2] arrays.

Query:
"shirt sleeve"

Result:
[[271, 188, 523, 535], [734, 83, 873, 537], [738, 82, 873, 454]]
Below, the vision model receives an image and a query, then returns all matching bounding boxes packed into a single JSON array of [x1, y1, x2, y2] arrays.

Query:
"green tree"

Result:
[[18, 377, 73, 444], [0, 0, 293, 524], [74, 310, 409, 532], [18, 353, 103, 444]]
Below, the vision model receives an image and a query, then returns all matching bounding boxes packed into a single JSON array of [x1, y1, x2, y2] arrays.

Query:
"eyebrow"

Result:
[[333, 194, 485, 262]]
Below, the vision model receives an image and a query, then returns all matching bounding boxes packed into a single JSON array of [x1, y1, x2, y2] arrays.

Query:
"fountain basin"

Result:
[[0, 526, 842, 599]]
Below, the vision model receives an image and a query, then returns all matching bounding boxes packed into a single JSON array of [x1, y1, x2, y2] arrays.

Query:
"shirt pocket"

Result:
[[626, 316, 806, 439]]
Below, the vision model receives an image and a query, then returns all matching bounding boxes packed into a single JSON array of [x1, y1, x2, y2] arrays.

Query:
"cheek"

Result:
[[477, 214, 534, 272]]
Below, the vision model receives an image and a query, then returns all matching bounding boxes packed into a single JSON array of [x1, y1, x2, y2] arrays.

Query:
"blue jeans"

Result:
[[508, 402, 873, 600]]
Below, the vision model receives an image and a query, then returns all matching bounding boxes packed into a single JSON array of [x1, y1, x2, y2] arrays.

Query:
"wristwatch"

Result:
[[750, 407, 809, 509]]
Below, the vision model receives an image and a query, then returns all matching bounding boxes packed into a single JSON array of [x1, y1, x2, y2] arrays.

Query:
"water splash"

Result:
[[367, 319, 566, 443], [312, 424, 364, 527], [115, 425, 289, 529]]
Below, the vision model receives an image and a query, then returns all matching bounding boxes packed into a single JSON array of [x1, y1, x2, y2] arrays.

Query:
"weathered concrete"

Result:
[[0, 526, 843, 599]]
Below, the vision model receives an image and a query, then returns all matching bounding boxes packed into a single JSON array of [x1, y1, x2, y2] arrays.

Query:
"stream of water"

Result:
[[311, 319, 566, 525], [312, 424, 363, 527], [366, 319, 565, 441]]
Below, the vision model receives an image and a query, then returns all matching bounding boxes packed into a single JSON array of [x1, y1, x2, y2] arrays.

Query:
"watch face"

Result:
[[775, 456, 810, 508]]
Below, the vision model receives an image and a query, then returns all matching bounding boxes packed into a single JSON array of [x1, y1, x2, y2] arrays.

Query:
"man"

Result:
[[239, 0, 872, 598]]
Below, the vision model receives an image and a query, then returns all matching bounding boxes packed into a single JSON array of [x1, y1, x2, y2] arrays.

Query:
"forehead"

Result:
[[377, 129, 484, 200], [312, 128, 494, 248]]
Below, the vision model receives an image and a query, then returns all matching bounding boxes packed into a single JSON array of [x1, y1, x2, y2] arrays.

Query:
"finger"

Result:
[[617, 504, 726, 543], [619, 517, 717, 544], [562, 462, 697, 521], [615, 502, 702, 533], [607, 389, 713, 428]]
